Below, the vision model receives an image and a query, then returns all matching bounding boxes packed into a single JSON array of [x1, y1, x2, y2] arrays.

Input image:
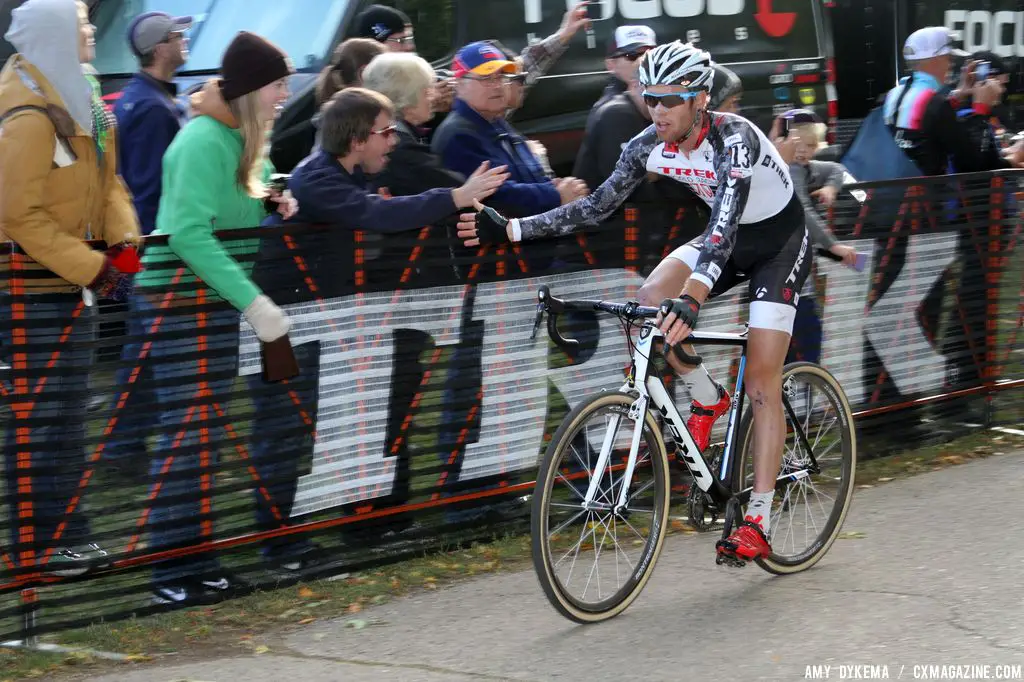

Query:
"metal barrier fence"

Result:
[[0, 169, 1020, 644]]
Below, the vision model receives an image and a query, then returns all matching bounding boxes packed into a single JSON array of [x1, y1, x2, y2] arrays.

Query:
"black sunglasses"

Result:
[[641, 91, 699, 109], [613, 50, 647, 62]]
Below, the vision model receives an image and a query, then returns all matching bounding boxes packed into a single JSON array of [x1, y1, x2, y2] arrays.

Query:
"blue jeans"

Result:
[[245, 342, 317, 561], [139, 294, 313, 585], [104, 301, 153, 463], [140, 295, 238, 584], [0, 293, 95, 555]]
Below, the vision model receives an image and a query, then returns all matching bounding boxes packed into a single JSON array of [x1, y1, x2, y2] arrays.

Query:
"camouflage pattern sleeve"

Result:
[[517, 127, 657, 241], [691, 120, 762, 290]]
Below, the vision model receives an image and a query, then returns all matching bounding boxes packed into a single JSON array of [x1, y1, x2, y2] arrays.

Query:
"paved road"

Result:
[[78, 451, 1024, 682]]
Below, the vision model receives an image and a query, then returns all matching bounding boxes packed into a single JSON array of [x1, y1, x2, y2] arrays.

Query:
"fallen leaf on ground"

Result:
[[876, 477, 894, 482], [253, 645, 270, 655], [298, 586, 315, 599], [345, 619, 367, 630], [347, 602, 363, 614], [837, 531, 867, 539], [298, 617, 316, 625]]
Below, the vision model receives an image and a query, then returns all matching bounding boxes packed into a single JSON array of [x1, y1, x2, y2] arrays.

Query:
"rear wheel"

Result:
[[531, 391, 671, 623], [732, 362, 856, 574]]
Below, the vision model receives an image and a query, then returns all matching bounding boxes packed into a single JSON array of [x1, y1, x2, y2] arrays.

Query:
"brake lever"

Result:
[[530, 302, 544, 340]]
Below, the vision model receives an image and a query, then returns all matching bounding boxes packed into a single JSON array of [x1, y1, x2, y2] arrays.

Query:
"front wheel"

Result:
[[531, 391, 671, 623], [732, 362, 857, 574]]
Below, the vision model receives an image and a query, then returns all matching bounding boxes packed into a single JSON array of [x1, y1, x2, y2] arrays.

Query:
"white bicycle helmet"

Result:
[[638, 41, 715, 91]]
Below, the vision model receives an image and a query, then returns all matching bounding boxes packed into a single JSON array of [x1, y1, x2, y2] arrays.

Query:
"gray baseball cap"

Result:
[[127, 11, 192, 57]]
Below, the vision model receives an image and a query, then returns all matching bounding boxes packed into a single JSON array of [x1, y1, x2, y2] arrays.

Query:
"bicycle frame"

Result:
[[579, 320, 816, 518]]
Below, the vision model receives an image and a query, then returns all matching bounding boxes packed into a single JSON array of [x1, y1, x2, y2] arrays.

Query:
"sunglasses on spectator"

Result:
[[506, 73, 527, 85], [370, 124, 398, 140], [641, 90, 699, 109], [387, 34, 415, 46], [613, 50, 648, 62]]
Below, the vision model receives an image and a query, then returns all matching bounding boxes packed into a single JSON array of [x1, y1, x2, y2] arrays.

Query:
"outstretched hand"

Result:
[[456, 200, 513, 247], [452, 161, 510, 208]]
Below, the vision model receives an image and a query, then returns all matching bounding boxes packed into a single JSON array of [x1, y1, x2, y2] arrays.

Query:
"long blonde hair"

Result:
[[227, 90, 268, 198]]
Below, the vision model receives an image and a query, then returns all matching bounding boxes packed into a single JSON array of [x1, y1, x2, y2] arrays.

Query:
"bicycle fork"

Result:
[[579, 394, 647, 516]]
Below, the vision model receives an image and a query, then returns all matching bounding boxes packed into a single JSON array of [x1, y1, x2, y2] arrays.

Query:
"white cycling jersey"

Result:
[[514, 111, 797, 291]]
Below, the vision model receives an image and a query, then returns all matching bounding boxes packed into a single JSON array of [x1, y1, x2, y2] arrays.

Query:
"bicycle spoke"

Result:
[[537, 393, 669, 619]]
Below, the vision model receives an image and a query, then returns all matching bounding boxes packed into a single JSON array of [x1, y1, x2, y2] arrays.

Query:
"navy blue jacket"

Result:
[[431, 99, 560, 217], [255, 150, 459, 302], [270, 149, 457, 229], [113, 72, 187, 234]]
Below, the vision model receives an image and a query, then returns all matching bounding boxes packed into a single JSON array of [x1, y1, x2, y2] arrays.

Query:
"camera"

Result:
[[975, 61, 990, 82]]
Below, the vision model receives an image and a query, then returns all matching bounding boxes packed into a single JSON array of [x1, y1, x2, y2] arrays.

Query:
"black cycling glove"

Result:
[[475, 205, 512, 246], [660, 295, 701, 331]]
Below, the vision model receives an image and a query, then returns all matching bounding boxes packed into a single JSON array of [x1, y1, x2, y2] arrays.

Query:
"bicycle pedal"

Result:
[[714, 539, 748, 568], [715, 551, 747, 568]]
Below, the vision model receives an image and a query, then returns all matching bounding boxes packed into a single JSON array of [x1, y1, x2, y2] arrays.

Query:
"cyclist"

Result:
[[456, 41, 810, 564]]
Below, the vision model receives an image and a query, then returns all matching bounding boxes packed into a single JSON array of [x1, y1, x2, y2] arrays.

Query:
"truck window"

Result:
[[92, 0, 349, 76]]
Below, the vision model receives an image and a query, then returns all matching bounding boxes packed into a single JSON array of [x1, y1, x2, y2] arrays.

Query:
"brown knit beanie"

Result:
[[220, 31, 293, 101]]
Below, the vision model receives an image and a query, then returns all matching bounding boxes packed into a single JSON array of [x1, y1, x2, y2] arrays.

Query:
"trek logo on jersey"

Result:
[[712, 176, 739, 238], [655, 167, 717, 184], [760, 154, 790, 190]]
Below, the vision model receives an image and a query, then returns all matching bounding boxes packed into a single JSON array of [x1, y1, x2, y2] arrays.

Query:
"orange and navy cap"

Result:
[[452, 41, 517, 78]]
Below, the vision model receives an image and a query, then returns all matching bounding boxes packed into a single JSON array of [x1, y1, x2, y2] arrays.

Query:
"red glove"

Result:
[[106, 242, 142, 274], [89, 248, 137, 302]]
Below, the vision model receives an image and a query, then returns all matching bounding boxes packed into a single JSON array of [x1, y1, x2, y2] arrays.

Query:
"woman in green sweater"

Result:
[[134, 31, 306, 607]]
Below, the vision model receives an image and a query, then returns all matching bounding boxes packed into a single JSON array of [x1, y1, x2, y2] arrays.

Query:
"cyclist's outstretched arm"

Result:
[[684, 127, 758, 298], [511, 128, 656, 241]]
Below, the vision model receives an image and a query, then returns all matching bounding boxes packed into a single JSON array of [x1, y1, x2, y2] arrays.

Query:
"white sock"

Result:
[[681, 364, 719, 406], [745, 491, 774, 536]]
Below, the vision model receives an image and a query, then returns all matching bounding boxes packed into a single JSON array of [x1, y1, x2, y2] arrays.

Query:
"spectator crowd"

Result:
[[0, 0, 1020, 608]]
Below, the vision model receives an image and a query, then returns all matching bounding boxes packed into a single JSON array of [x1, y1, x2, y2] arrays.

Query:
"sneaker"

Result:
[[151, 572, 251, 607], [75, 543, 112, 569], [46, 543, 111, 577], [686, 384, 731, 452], [716, 517, 772, 564], [151, 582, 206, 607], [269, 544, 323, 574], [46, 547, 90, 578], [197, 571, 250, 597]]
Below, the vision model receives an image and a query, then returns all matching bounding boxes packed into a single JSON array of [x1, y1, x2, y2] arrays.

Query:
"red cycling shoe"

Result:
[[716, 515, 772, 564], [686, 384, 730, 452]]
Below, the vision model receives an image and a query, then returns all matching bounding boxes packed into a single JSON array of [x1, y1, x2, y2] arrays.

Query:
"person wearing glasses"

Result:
[[458, 42, 813, 565], [433, 42, 588, 217], [882, 27, 1022, 176], [353, 4, 415, 53], [266, 87, 509, 232], [594, 25, 657, 110]]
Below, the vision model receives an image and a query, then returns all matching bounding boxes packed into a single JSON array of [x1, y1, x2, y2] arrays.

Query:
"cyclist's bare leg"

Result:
[[744, 327, 791, 495], [637, 257, 699, 376]]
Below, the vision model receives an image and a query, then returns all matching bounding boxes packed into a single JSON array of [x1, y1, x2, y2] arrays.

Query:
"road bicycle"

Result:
[[529, 281, 857, 624]]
